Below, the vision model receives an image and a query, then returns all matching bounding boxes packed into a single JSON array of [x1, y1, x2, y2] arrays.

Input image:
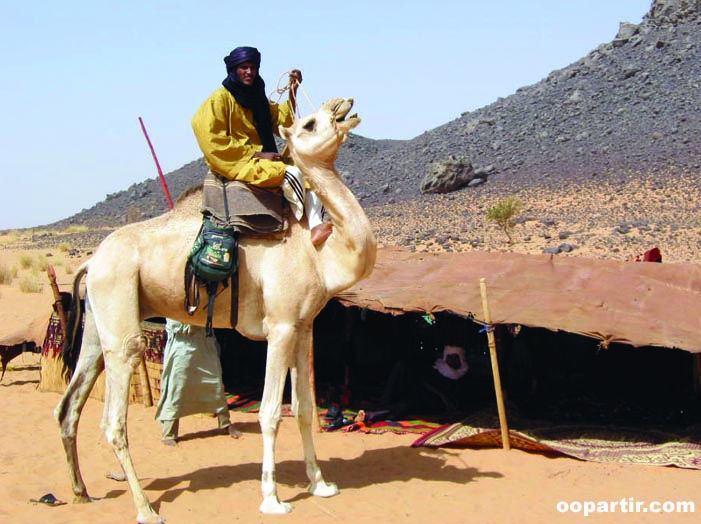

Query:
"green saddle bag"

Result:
[[185, 219, 239, 335], [188, 219, 239, 282]]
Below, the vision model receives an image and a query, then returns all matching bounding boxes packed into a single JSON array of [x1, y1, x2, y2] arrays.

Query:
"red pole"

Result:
[[138, 116, 174, 210]]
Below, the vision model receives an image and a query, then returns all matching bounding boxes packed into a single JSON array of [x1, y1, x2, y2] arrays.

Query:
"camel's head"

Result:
[[280, 98, 360, 166]]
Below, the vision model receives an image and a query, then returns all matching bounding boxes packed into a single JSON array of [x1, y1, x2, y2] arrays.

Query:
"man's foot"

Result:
[[227, 424, 242, 439], [311, 222, 333, 245]]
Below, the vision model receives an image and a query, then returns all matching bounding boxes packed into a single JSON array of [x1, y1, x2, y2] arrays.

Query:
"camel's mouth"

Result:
[[332, 98, 358, 123], [328, 98, 360, 135]]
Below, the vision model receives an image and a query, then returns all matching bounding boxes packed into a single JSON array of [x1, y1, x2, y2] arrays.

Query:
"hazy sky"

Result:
[[0, 0, 652, 230]]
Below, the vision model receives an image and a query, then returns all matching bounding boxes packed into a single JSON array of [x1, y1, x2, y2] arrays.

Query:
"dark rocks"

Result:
[[32, 0, 701, 234], [421, 157, 475, 194], [544, 243, 578, 255]]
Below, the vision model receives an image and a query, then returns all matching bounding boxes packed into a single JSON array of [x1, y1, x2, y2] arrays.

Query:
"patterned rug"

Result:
[[411, 408, 701, 469], [225, 391, 441, 435]]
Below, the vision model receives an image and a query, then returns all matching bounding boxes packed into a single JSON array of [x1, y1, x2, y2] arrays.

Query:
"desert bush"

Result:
[[0, 262, 18, 284], [34, 254, 49, 271], [59, 242, 70, 252], [19, 275, 44, 293], [0, 230, 21, 247], [487, 197, 522, 243], [19, 254, 33, 269], [63, 225, 89, 234], [127, 206, 142, 224]]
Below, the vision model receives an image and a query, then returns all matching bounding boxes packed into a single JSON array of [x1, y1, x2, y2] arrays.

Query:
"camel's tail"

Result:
[[61, 263, 88, 379]]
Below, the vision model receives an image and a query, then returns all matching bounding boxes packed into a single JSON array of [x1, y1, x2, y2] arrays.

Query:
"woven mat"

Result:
[[226, 392, 440, 435], [412, 408, 701, 469]]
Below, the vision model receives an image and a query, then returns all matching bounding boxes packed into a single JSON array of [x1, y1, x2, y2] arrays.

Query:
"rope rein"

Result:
[[269, 70, 316, 120]]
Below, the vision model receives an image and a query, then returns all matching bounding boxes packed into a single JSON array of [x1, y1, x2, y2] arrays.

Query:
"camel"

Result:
[[54, 97, 377, 523]]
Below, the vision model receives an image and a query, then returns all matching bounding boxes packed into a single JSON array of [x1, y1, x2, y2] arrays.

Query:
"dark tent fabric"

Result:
[[335, 247, 701, 353]]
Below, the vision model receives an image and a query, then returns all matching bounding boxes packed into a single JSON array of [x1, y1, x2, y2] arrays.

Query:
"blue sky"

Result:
[[0, 0, 652, 230]]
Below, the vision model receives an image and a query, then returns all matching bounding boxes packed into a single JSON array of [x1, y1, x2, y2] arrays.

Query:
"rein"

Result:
[[269, 70, 316, 119]]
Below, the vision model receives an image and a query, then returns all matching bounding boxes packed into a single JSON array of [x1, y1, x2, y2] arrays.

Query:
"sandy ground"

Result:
[[2, 177, 701, 523], [1, 353, 699, 524]]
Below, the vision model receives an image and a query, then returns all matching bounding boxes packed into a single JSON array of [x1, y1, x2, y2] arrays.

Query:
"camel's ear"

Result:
[[279, 125, 291, 140]]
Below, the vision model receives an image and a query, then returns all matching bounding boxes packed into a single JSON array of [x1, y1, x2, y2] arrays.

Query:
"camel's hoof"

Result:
[[259, 497, 293, 514], [137, 512, 165, 524], [73, 494, 92, 504], [309, 481, 339, 498]]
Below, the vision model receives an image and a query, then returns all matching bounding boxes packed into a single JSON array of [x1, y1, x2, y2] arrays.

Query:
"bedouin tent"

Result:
[[334, 247, 701, 353]]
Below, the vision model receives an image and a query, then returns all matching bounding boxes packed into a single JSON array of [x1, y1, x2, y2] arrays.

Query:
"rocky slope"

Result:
[[26, 1, 701, 263]]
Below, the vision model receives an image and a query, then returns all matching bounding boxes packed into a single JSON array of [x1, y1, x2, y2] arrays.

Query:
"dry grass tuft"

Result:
[[0, 262, 18, 285], [18, 274, 44, 293]]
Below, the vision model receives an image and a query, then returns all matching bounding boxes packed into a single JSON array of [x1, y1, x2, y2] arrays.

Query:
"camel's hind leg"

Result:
[[292, 329, 338, 498], [100, 328, 163, 524], [54, 303, 105, 503]]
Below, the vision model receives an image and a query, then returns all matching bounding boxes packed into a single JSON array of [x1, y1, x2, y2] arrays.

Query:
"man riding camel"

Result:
[[191, 45, 332, 245]]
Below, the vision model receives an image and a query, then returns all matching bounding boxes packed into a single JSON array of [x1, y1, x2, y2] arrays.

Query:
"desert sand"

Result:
[[0, 352, 699, 524], [2, 180, 701, 524]]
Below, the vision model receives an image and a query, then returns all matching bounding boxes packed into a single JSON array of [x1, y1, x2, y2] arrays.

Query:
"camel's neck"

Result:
[[298, 161, 377, 296]]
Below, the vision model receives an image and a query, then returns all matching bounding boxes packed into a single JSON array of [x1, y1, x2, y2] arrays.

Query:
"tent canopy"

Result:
[[335, 248, 701, 353]]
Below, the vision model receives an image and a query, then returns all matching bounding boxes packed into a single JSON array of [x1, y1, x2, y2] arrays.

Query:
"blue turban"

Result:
[[224, 46, 261, 73], [221, 46, 277, 153]]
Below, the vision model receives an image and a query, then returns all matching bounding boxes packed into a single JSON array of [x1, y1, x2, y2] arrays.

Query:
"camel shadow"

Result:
[[144, 445, 503, 507], [176, 421, 260, 443]]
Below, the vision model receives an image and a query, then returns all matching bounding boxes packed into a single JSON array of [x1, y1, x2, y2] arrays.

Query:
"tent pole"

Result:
[[480, 278, 511, 451], [46, 265, 68, 337]]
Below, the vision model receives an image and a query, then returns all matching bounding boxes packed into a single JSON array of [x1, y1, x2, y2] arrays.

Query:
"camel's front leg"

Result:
[[102, 336, 164, 524], [258, 324, 296, 514], [292, 331, 339, 498]]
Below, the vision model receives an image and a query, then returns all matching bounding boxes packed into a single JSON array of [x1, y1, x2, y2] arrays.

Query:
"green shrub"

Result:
[[487, 197, 522, 243]]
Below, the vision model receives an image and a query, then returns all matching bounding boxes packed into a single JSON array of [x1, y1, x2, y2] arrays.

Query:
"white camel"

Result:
[[54, 98, 376, 523]]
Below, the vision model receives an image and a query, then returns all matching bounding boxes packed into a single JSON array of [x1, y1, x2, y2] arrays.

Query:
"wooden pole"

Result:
[[479, 278, 511, 451], [46, 265, 68, 337]]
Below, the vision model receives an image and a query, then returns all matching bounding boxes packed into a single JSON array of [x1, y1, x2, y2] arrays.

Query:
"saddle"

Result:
[[185, 171, 290, 334]]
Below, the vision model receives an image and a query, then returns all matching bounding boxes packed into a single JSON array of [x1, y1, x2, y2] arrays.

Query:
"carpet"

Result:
[[225, 391, 441, 435], [412, 408, 701, 469]]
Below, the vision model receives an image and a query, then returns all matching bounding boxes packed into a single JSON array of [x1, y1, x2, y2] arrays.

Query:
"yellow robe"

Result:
[[191, 87, 295, 187]]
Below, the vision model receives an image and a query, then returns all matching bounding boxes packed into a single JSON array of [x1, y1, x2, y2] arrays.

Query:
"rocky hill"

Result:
[[40, 1, 701, 263]]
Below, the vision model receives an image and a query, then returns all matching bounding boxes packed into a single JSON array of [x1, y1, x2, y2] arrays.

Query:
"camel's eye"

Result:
[[303, 118, 315, 131]]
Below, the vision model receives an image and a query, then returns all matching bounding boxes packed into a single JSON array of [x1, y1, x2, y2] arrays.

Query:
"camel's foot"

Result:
[[309, 480, 339, 498], [137, 509, 165, 524], [161, 438, 177, 447], [73, 493, 93, 504], [259, 496, 293, 514]]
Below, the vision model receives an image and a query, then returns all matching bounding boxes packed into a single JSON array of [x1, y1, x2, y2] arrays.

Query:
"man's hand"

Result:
[[253, 152, 282, 161], [289, 69, 303, 85]]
